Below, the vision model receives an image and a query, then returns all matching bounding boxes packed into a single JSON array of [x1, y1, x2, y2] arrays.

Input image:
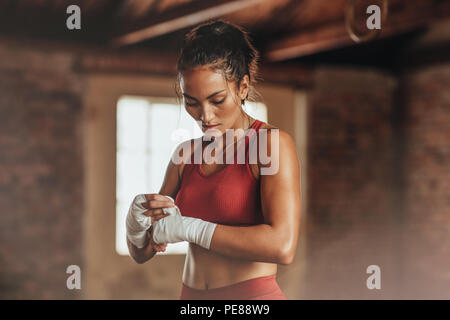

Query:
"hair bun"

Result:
[[176, 19, 261, 104]]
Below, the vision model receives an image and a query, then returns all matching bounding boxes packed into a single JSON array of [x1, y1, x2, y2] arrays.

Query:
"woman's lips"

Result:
[[203, 124, 220, 130]]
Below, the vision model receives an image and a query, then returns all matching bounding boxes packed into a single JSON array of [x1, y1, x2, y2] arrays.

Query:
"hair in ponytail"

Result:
[[174, 19, 262, 106]]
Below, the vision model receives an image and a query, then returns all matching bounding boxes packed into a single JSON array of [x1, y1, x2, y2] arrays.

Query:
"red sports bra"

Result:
[[175, 119, 265, 226]]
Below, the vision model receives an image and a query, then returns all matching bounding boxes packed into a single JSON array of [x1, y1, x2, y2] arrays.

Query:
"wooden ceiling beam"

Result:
[[264, 0, 450, 62], [111, 0, 269, 47], [75, 48, 312, 87]]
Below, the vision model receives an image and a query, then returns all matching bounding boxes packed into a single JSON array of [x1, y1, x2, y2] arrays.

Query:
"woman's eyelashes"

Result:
[[185, 98, 225, 107], [212, 98, 225, 105]]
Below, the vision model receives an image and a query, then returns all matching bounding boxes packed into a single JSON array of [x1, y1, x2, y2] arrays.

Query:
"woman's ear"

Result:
[[239, 74, 250, 101]]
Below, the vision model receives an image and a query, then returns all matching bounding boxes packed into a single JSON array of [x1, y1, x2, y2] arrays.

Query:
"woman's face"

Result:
[[179, 66, 249, 134]]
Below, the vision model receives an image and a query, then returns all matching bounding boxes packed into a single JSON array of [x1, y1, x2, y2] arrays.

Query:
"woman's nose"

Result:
[[200, 105, 215, 123]]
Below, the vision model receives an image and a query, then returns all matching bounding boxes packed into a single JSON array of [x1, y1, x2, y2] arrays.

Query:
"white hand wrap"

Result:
[[153, 196, 217, 250], [126, 194, 151, 248]]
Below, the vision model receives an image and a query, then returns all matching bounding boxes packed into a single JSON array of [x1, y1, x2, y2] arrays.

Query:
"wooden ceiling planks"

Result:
[[1, 0, 448, 64], [287, 0, 347, 30], [114, 0, 159, 19], [219, 0, 292, 30], [78, 0, 122, 18], [155, 0, 194, 13], [110, 0, 271, 47], [264, 0, 450, 61]]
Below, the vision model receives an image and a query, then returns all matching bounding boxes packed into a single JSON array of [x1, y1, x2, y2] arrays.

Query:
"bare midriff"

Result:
[[182, 243, 277, 290]]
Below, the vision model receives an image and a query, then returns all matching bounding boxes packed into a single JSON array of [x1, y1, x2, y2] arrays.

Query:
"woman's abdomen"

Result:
[[182, 243, 278, 290]]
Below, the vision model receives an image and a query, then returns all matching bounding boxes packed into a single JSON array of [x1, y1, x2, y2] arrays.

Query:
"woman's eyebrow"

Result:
[[183, 90, 225, 101]]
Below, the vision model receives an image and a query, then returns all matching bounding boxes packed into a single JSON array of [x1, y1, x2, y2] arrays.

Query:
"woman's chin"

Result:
[[202, 127, 222, 135]]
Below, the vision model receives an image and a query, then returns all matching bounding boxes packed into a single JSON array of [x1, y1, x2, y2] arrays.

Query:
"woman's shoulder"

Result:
[[253, 121, 297, 170], [257, 121, 294, 147], [253, 122, 298, 179]]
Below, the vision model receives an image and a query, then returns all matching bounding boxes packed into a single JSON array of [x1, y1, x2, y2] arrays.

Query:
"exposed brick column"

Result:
[[305, 67, 399, 298], [0, 42, 84, 298], [402, 64, 450, 298]]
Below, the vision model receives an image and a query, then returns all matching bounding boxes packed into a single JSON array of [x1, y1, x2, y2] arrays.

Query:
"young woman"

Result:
[[126, 19, 301, 300]]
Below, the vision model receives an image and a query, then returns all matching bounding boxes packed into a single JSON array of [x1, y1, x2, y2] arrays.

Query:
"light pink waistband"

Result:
[[179, 274, 286, 300]]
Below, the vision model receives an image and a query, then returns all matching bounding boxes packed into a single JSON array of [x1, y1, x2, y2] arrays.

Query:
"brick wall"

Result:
[[401, 64, 450, 298], [0, 42, 84, 298], [305, 67, 400, 298], [304, 64, 450, 299]]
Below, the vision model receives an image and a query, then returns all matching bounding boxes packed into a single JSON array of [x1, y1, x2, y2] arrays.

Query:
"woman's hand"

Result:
[[142, 194, 174, 252], [142, 193, 174, 223], [147, 226, 167, 252]]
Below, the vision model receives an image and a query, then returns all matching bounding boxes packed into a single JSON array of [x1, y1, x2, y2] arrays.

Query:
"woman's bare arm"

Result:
[[127, 231, 156, 264], [127, 140, 188, 264], [209, 130, 301, 265]]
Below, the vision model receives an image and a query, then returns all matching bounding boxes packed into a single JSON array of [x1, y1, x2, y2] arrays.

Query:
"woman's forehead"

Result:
[[180, 67, 235, 94]]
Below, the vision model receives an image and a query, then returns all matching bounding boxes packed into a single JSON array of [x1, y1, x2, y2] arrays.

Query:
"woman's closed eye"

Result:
[[212, 98, 225, 105], [185, 101, 198, 107], [185, 98, 225, 107]]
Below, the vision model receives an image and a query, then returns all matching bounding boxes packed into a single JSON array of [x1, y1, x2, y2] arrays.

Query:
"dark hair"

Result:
[[174, 19, 262, 106]]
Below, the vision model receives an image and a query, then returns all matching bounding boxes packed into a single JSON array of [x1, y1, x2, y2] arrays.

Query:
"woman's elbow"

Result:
[[127, 240, 152, 264], [131, 255, 145, 264], [275, 239, 296, 265], [277, 248, 294, 265], [128, 250, 143, 264]]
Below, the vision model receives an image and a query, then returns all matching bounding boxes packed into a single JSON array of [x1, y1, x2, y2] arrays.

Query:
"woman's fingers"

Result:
[[144, 193, 172, 201], [149, 200, 175, 209], [140, 194, 175, 221], [157, 243, 168, 251], [151, 213, 170, 224], [143, 208, 164, 217], [144, 194, 175, 208], [142, 200, 175, 217], [154, 243, 167, 252], [142, 200, 174, 211]]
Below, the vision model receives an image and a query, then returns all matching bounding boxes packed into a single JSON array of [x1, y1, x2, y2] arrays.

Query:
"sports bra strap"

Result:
[[237, 119, 264, 164]]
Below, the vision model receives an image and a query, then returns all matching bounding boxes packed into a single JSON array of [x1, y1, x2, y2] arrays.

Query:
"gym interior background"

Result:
[[0, 0, 449, 299]]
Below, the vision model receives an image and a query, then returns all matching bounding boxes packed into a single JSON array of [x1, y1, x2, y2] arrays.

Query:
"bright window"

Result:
[[116, 95, 267, 255]]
